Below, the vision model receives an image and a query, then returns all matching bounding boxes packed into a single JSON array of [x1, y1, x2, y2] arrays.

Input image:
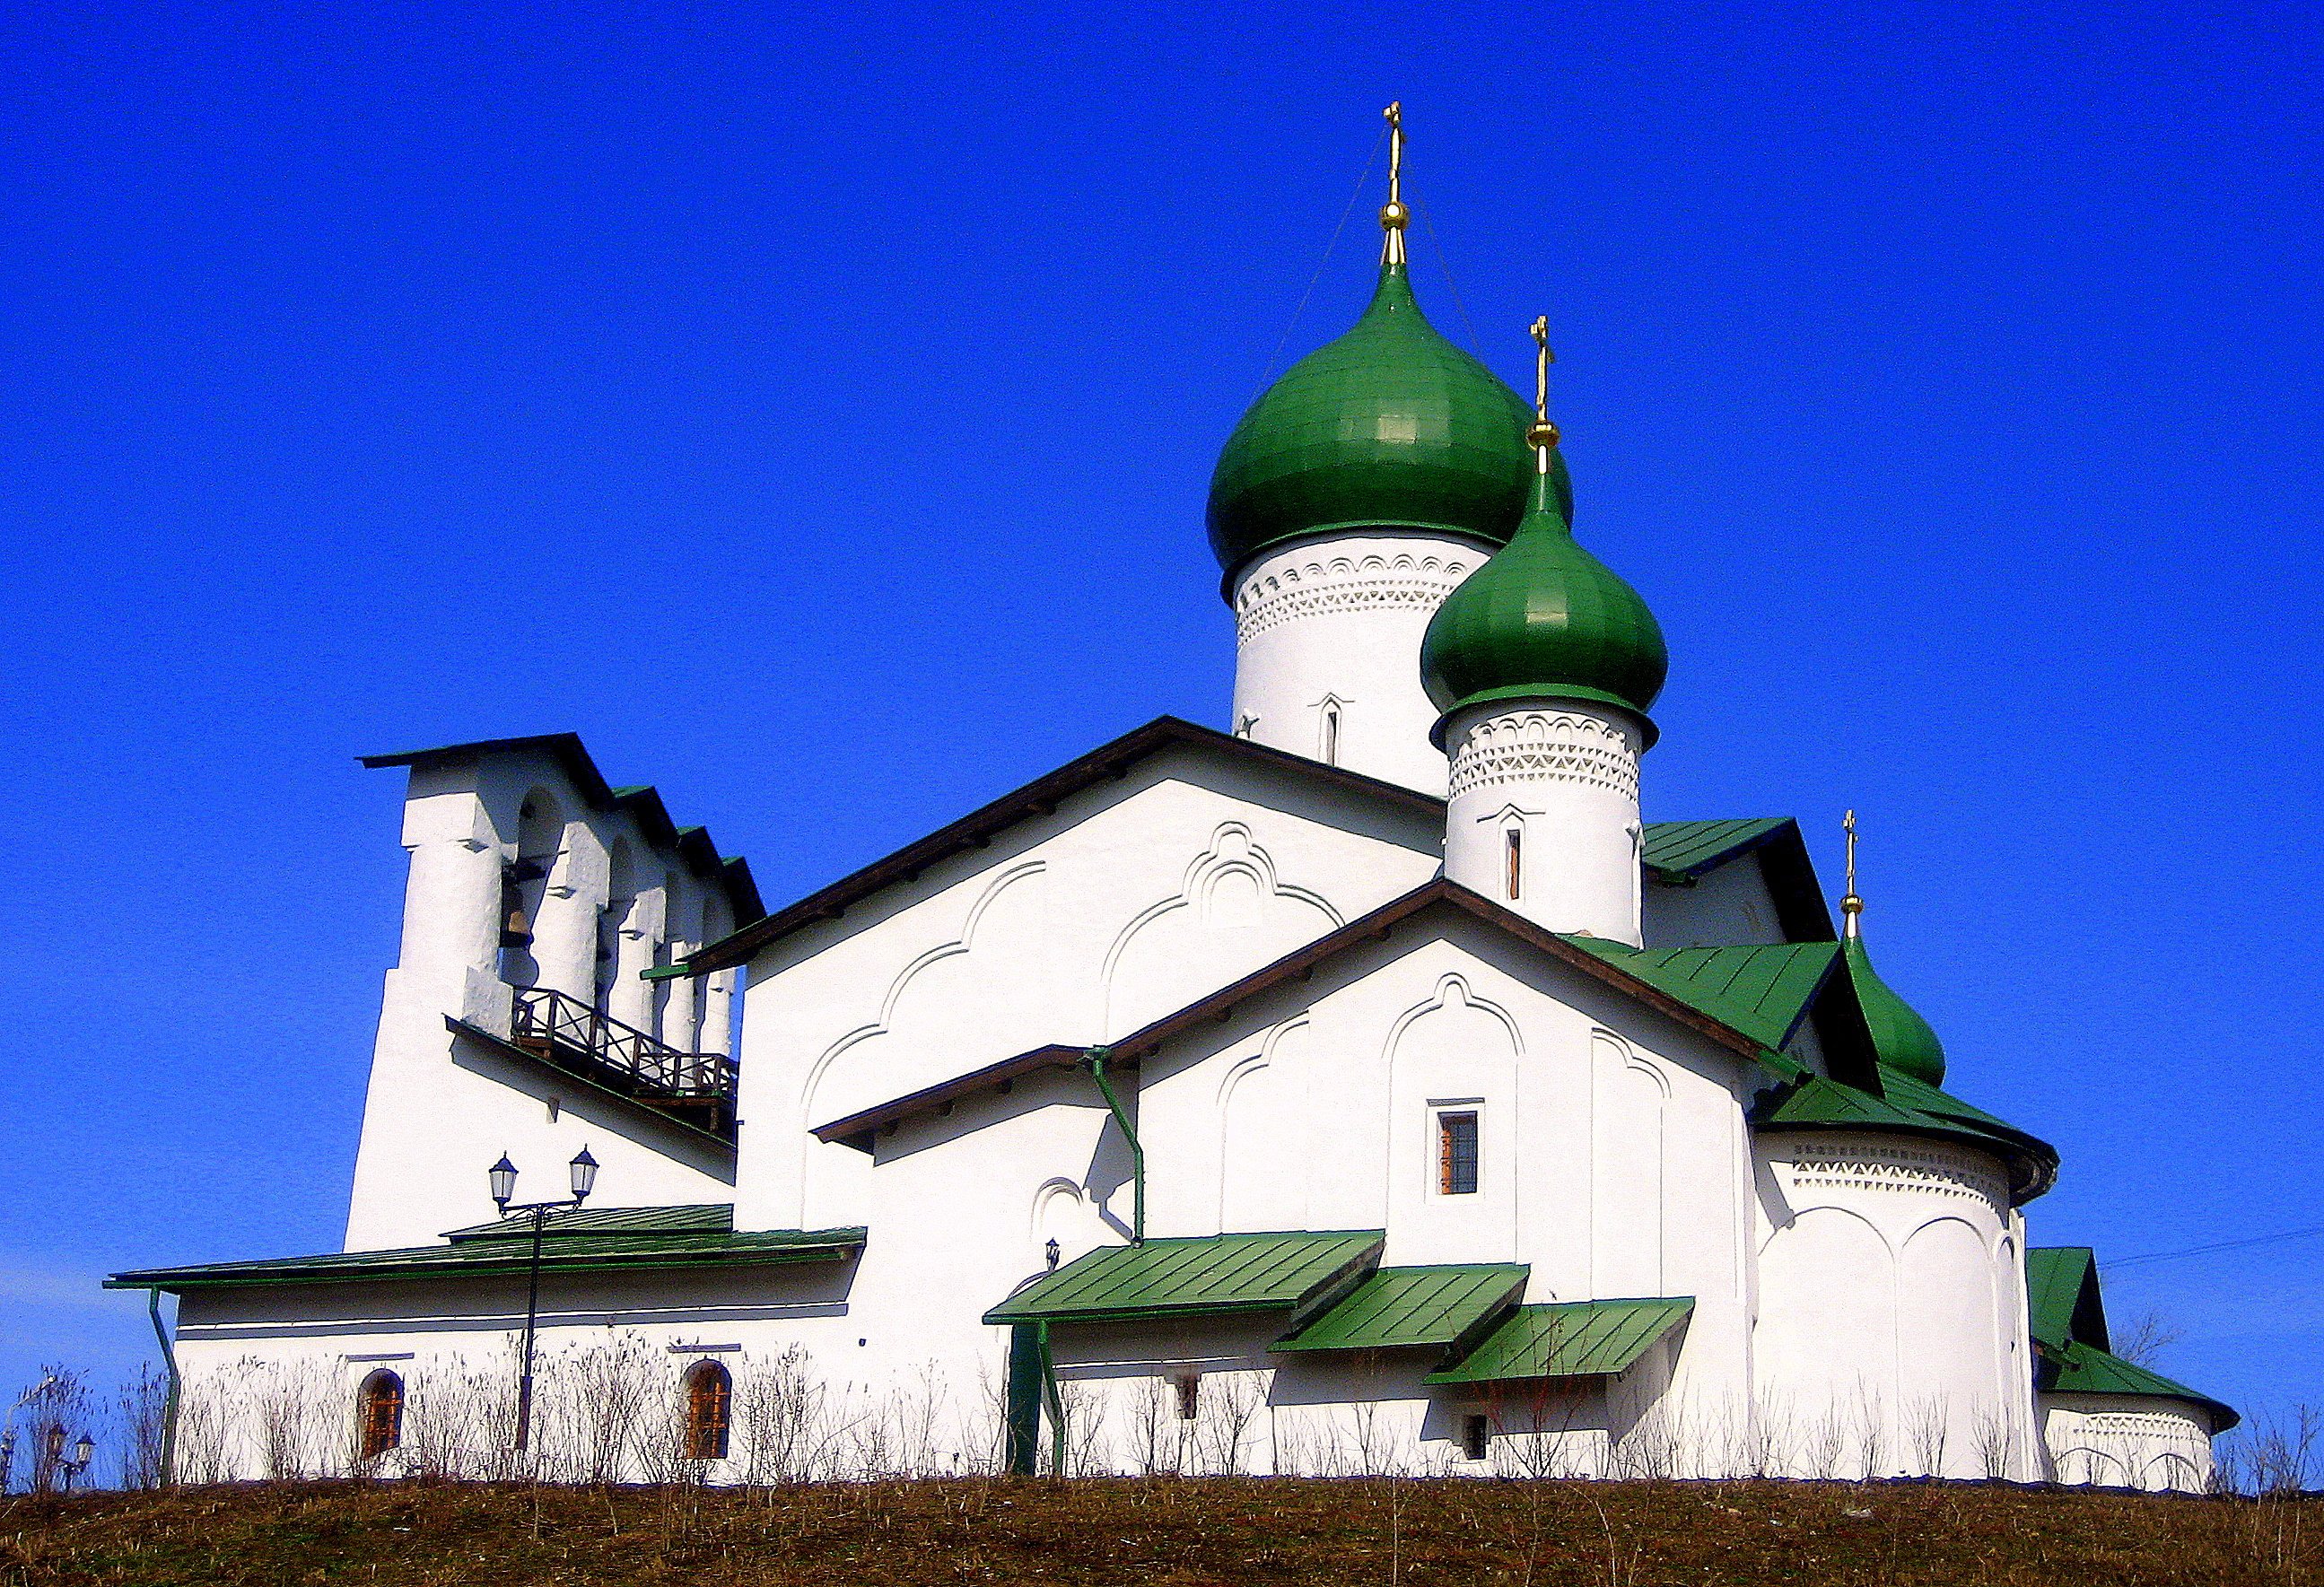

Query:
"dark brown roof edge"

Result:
[[692, 717, 1446, 974], [811, 880, 1780, 1147], [812, 1046, 1088, 1150]]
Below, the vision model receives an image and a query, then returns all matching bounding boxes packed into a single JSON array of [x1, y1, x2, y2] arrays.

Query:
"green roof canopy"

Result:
[[1754, 1068, 2059, 1204], [441, 1204, 734, 1242], [1641, 818, 1790, 878], [1274, 1264, 1528, 1359], [108, 1225, 863, 1293], [1562, 938, 1839, 1060], [1424, 1297, 1695, 1385], [983, 1232, 1382, 1330], [1207, 264, 1534, 580], [2024, 1246, 2108, 1353], [2042, 1338, 2239, 1430]]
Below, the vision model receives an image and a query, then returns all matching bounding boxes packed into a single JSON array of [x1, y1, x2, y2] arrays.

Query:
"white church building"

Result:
[[113, 117, 2232, 1491]]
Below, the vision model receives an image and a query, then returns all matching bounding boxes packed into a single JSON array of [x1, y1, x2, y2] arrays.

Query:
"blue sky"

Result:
[[2, 0, 2318, 1435]]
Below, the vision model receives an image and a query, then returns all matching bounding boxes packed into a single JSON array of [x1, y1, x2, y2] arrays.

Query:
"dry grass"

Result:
[[0, 1476, 2315, 1586]]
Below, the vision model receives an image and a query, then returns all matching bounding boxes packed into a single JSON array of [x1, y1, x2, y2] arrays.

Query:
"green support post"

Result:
[[1085, 1048, 1144, 1244], [147, 1289, 179, 1487], [1004, 1324, 1044, 1475]]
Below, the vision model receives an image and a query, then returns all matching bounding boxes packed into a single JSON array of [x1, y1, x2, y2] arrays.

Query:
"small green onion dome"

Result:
[[1207, 264, 1539, 579], [1844, 936, 1948, 1087], [1418, 458, 1668, 741]]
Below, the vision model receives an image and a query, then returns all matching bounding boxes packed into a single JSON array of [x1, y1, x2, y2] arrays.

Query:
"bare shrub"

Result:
[[1973, 1405, 2019, 1481], [1190, 1370, 1267, 1476], [1905, 1395, 1949, 1477], [2109, 1310, 2186, 1369], [249, 1360, 339, 1480], [115, 1364, 171, 1490], [1124, 1374, 1179, 1475], [1850, 1382, 1890, 1480], [1052, 1377, 1111, 1476], [2240, 1403, 2320, 1496], [737, 1345, 831, 1483], [401, 1352, 518, 1479], [1799, 1403, 1848, 1481]]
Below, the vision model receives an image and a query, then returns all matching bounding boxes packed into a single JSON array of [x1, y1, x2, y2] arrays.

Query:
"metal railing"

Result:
[[510, 987, 739, 1127]]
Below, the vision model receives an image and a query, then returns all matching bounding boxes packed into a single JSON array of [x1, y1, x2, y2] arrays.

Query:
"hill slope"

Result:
[[0, 1477, 2311, 1585]]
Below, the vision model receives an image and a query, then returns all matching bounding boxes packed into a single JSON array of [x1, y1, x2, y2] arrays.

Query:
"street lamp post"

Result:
[[59, 1435, 92, 1494], [487, 1146, 599, 1454]]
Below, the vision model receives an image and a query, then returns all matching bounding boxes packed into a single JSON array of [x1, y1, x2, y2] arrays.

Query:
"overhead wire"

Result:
[[2099, 1224, 2324, 1273], [1255, 123, 1387, 398], [1415, 196, 1487, 360]]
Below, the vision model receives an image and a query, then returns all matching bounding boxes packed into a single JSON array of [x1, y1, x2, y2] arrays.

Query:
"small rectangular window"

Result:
[[1174, 1372, 1201, 1422], [1505, 828, 1522, 900], [1438, 1111, 1480, 1195], [1461, 1412, 1490, 1461]]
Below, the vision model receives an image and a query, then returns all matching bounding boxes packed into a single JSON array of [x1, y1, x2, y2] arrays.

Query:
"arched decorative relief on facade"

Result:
[[1591, 1030, 1668, 1297], [1382, 974, 1525, 1067], [1101, 825, 1341, 1034], [1447, 710, 1642, 801], [1754, 1204, 1900, 1466], [1896, 1215, 2002, 1474], [1218, 1018, 1310, 1233], [1234, 551, 1476, 644], [1385, 976, 1522, 1260], [800, 859, 1050, 1127]]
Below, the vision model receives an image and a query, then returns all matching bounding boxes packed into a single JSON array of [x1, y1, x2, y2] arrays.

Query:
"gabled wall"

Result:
[[732, 742, 1445, 1234]]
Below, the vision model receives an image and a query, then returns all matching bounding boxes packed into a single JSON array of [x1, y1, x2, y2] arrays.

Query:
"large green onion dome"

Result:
[[1418, 458, 1668, 741], [1843, 934, 1949, 1087], [1207, 264, 1539, 579]]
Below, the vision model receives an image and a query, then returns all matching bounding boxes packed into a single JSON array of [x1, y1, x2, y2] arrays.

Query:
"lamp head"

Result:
[[568, 1146, 599, 1202], [70, 1434, 92, 1468], [488, 1154, 518, 1209]]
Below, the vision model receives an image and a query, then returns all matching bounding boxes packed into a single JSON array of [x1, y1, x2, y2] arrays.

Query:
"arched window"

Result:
[[359, 1371, 404, 1460], [684, 1361, 731, 1461]]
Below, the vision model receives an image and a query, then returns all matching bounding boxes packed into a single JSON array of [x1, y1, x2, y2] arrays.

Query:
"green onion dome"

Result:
[[1418, 458, 1668, 742], [1843, 936, 1948, 1087], [1207, 264, 1539, 580]]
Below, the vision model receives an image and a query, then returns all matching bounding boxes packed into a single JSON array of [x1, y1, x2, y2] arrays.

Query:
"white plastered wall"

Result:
[[2038, 1393, 2216, 1492], [1228, 531, 1495, 798], [732, 743, 1446, 1235], [1643, 850, 1789, 948], [1752, 1130, 2040, 1479], [345, 750, 741, 1251]]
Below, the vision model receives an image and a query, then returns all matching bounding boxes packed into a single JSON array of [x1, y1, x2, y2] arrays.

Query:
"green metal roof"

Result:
[[1207, 263, 1534, 580], [107, 1226, 864, 1293], [982, 1232, 1383, 1329], [2042, 1338, 2238, 1430], [1424, 1297, 1695, 1385], [2024, 1246, 2107, 1352], [1640, 818, 1790, 879], [1561, 937, 1838, 1059], [1274, 1264, 1528, 1357], [1754, 1069, 2059, 1204], [441, 1204, 734, 1242], [1420, 465, 1668, 737]]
